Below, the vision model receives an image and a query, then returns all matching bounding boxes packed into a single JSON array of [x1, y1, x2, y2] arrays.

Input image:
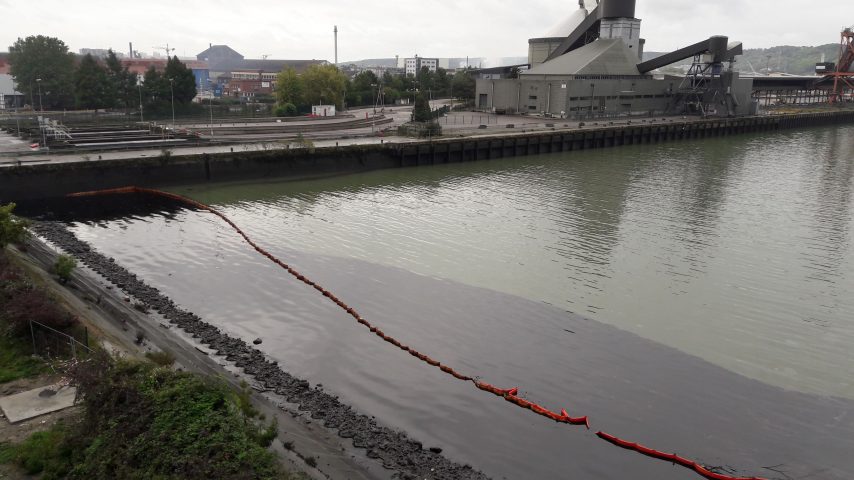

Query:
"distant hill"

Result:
[[342, 57, 528, 69], [645, 44, 840, 75]]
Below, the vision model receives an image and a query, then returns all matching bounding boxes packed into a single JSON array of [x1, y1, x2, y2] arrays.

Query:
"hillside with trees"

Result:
[[646, 44, 842, 75]]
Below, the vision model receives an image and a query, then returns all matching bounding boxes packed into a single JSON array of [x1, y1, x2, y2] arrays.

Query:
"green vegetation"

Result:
[[0, 427, 70, 477], [1, 254, 76, 337], [275, 103, 298, 117], [8, 35, 76, 109], [739, 44, 840, 75], [0, 333, 47, 383], [1, 354, 286, 479], [275, 68, 304, 109], [0, 203, 29, 248], [412, 93, 433, 123], [8, 35, 197, 111], [73, 54, 111, 110], [301, 64, 348, 109], [1, 246, 288, 479], [140, 56, 198, 114], [144, 350, 176, 367], [54, 254, 76, 284]]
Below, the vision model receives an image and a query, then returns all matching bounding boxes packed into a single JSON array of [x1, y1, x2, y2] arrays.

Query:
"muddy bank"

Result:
[[30, 221, 488, 480]]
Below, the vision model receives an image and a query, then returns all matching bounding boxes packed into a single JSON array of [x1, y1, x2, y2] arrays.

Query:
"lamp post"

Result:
[[208, 80, 214, 138], [36, 78, 46, 149], [137, 82, 144, 123], [169, 78, 175, 130], [36, 78, 44, 112]]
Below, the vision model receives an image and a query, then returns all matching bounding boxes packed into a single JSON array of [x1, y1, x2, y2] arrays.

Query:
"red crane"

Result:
[[829, 27, 854, 103]]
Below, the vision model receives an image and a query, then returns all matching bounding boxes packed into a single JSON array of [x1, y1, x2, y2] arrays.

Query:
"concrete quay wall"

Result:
[[2, 110, 853, 203]]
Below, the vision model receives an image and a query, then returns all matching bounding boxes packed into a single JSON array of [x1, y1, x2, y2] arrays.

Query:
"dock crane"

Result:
[[828, 26, 854, 103]]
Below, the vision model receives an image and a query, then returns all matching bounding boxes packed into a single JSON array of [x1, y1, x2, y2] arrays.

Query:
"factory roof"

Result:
[[523, 39, 641, 77]]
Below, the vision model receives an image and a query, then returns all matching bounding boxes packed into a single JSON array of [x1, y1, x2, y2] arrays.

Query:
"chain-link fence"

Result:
[[29, 320, 93, 360]]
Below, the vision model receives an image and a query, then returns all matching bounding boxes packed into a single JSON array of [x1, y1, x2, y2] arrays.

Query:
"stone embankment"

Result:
[[31, 221, 489, 480]]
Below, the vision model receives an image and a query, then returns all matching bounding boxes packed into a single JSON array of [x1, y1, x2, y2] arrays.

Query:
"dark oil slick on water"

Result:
[[43, 125, 854, 479]]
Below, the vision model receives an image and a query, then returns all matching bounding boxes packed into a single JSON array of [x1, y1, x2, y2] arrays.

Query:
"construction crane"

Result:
[[829, 26, 854, 103], [153, 44, 176, 58]]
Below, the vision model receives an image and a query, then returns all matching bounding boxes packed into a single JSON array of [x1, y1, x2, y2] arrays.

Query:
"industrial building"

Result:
[[197, 45, 327, 98], [476, 0, 755, 118], [404, 56, 441, 76]]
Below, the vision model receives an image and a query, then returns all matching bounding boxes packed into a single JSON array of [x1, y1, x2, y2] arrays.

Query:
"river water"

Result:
[[67, 125, 854, 479]]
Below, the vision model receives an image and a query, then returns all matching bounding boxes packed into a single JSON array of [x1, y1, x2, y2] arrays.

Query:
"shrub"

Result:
[[0, 426, 73, 477], [3, 288, 75, 336], [64, 357, 283, 479], [275, 103, 298, 117], [145, 350, 175, 367], [54, 254, 76, 283], [0, 203, 29, 248]]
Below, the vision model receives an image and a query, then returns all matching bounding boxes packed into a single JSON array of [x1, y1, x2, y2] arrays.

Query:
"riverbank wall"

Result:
[[3, 109, 854, 202]]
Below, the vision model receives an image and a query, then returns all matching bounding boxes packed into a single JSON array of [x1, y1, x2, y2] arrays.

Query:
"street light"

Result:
[[168, 78, 175, 131], [36, 78, 46, 149], [137, 82, 144, 123], [36, 78, 43, 112], [207, 79, 214, 138]]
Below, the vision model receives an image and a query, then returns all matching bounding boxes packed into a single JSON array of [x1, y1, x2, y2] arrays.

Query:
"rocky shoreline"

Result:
[[31, 220, 489, 480]]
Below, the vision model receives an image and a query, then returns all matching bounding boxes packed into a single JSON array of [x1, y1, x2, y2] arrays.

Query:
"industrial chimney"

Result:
[[334, 26, 338, 65]]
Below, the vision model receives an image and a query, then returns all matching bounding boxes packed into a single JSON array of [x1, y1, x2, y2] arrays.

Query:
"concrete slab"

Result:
[[0, 384, 77, 424]]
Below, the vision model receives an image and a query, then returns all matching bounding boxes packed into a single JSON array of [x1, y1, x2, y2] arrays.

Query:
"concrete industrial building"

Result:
[[476, 0, 755, 118]]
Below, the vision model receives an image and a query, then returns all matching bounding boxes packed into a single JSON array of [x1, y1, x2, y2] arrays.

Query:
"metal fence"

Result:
[[29, 320, 93, 360]]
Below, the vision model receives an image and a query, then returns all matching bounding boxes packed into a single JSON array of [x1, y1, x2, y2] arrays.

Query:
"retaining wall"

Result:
[[3, 110, 854, 203]]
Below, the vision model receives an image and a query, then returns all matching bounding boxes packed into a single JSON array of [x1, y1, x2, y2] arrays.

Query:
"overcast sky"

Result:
[[1, 0, 849, 62]]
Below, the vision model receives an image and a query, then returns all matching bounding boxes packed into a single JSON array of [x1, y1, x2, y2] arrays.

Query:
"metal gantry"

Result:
[[829, 27, 854, 104]]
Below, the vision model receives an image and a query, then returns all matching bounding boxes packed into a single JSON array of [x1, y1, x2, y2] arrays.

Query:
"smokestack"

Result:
[[129, 42, 133, 58], [334, 26, 338, 65]]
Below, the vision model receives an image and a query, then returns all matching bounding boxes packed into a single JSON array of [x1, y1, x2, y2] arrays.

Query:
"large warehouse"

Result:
[[475, 0, 755, 118]]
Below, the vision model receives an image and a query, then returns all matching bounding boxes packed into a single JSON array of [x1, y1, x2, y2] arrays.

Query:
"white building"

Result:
[[404, 56, 440, 76]]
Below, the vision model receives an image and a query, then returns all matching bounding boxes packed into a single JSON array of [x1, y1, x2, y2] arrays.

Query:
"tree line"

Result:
[[275, 64, 476, 116], [8, 35, 196, 112]]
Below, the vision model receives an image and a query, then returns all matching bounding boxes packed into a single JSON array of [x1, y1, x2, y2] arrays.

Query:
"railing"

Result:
[[29, 320, 93, 360]]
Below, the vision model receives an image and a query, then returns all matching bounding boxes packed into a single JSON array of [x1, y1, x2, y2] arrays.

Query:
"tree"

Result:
[[451, 70, 476, 101], [74, 54, 111, 109], [0, 203, 28, 247], [275, 67, 304, 107], [412, 92, 433, 123], [347, 71, 378, 107], [434, 68, 451, 97], [301, 64, 348, 109], [54, 254, 77, 284], [141, 66, 168, 108], [164, 56, 197, 103], [8, 35, 76, 109], [416, 66, 435, 93], [105, 50, 137, 110]]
